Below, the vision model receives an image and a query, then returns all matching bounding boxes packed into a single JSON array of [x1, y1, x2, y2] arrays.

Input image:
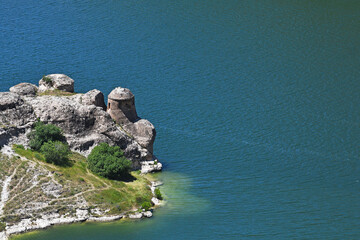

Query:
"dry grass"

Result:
[[8, 145, 154, 221]]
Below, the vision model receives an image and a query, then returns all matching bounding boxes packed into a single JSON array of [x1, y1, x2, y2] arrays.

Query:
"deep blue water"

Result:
[[2, 0, 360, 239]]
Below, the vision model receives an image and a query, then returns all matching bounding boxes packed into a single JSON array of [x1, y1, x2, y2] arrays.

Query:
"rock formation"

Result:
[[107, 87, 138, 125], [107, 87, 156, 155], [38, 74, 74, 93], [0, 74, 161, 173], [9, 83, 38, 96], [82, 89, 107, 111]]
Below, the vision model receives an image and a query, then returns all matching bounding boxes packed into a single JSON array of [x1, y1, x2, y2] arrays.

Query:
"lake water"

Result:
[[1, 0, 360, 239]]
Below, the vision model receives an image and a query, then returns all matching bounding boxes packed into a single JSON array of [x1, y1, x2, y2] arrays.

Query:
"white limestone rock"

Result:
[[128, 212, 143, 219], [9, 83, 38, 96], [38, 74, 74, 93], [143, 211, 152, 218], [81, 89, 106, 110]]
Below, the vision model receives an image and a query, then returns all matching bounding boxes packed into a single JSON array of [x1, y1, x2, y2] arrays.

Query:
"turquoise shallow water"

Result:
[[1, 0, 360, 239]]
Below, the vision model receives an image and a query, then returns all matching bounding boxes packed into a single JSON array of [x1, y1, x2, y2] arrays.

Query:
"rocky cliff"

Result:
[[0, 74, 161, 173]]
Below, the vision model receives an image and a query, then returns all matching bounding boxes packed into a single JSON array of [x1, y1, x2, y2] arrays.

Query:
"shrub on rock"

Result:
[[155, 188, 163, 200], [87, 143, 132, 180], [141, 201, 152, 211], [28, 121, 66, 151]]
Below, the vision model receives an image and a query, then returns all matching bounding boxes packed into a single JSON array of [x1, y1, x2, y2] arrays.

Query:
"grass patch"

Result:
[[11, 146, 154, 216], [38, 89, 76, 97], [13, 145, 40, 161]]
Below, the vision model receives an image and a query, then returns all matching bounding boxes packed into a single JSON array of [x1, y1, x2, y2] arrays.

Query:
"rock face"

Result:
[[0, 76, 161, 172], [107, 87, 156, 155], [9, 83, 38, 96], [82, 89, 106, 110], [123, 119, 156, 154], [38, 74, 74, 93], [0, 92, 36, 147]]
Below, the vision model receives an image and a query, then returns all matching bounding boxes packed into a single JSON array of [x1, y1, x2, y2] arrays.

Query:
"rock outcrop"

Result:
[[82, 89, 106, 110], [107, 87, 156, 155], [38, 74, 74, 93], [9, 83, 38, 96], [0, 92, 36, 147], [1, 75, 161, 172]]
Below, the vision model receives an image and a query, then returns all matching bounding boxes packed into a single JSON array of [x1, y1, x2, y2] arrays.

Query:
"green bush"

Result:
[[141, 201, 152, 211], [40, 141, 70, 165], [87, 143, 132, 180], [155, 188, 163, 200], [0, 221, 6, 232], [42, 75, 53, 85], [28, 121, 66, 151]]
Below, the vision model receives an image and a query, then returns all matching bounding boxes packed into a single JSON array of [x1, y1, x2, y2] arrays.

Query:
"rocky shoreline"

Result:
[[0, 74, 164, 240], [0, 176, 163, 240]]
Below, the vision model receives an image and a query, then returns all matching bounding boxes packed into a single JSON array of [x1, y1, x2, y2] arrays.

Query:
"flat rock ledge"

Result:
[[127, 211, 152, 219]]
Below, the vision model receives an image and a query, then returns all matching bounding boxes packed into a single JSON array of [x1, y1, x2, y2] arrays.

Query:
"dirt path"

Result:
[[0, 167, 18, 216]]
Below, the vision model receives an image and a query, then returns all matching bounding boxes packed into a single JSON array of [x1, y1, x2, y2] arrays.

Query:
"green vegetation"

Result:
[[42, 75, 53, 85], [155, 188, 163, 200], [0, 221, 6, 232], [37, 89, 76, 96], [28, 121, 66, 151], [10, 146, 154, 218], [87, 143, 132, 180], [27, 121, 70, 165], [141, 201, 152, 211], [40, 141, 70, 165]]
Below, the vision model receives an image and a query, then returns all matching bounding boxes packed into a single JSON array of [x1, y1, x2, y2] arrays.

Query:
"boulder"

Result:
[[128, 212, 143, 219], [10, 83, 38, 96], [123, 119, 156, 154], [151, 197, 160, 206], [143, 211, 152, 218], [38, 74, 74, 93], [81, 89, 106, 110]]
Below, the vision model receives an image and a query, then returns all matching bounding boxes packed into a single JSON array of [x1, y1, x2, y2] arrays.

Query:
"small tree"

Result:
[[87, 143, 132, 180], [28, 121, 66, 151], [40, 141, 70, 165]]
